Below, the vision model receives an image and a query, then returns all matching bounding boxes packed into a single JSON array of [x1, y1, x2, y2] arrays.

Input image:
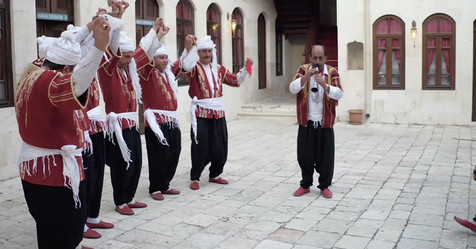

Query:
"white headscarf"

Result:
[[119, 31, 142, 104], [119, 31, 135, 53], [36, 35, 57, 59], [155, 46, 177, 97], [45, 30, 81, 65], [67, 15, 124, 59], [196, 36, 219, 92]]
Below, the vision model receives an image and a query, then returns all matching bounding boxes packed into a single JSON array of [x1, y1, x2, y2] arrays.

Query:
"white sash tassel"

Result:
[[190, 97, 225, 144], [19, 142, 83, 208], [106, 112, 137, 170]]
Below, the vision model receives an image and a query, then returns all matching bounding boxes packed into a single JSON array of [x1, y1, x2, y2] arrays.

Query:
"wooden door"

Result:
[[258, 14, 267, 89], [136, 0, 159, 134], [472, 21, 476, 121], [36, 0, 74, 22], [36, 0, 74, 45], [37, 21, 70, 37], [0, 0, 13, 107]]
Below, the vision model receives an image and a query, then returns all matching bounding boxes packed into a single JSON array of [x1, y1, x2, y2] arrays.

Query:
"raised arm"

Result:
[[72, 18, 111, 97], [139, 18, 165, 59], [234, 58, 253, 85], [181, 35, 198, 72]]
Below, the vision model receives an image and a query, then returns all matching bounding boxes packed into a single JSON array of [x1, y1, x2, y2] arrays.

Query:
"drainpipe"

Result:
[[364, 0, 371, 119]]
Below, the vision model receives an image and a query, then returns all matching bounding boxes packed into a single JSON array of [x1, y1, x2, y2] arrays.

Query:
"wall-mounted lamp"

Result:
[[410, 20, 417, 48], [213, 24, 219, 30], [231, 19, 237, 34]]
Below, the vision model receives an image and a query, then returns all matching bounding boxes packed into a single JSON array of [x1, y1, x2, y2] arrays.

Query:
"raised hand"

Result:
[[152, 17, 164, 32], [185, 35, 194, 51], [117, 1, 129, 18], [157, 25, 169, 40], [246, 58, 254, 66], [110, 1, 120, 11], [96, 7, 107, 16], [92, 17, 111, 51]]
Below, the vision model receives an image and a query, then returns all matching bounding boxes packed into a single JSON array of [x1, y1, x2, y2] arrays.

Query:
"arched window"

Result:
[[135, 0, 159, 46], [176, 0, 194, 86], [422, 14, 455, 90], [232, 8, 244, 73], [0, 0, 11, 107], [258, 14, 266, 89], [373, 15, 405, 89], [206, 4, 221, 64], [135, 0, 159, 134]]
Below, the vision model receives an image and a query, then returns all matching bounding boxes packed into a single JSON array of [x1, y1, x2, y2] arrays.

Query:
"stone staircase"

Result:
[[237, 96, 297, 122]]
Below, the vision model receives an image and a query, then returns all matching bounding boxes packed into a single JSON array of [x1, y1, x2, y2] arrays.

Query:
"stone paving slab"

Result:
[[1, 119, 476, 248]]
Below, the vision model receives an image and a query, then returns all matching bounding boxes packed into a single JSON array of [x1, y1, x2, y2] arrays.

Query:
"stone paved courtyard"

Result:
[[1, 118, 476, 249]]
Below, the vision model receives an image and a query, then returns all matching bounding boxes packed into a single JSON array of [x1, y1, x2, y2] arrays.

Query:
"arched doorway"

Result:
[[136, 0, 159, 134], [176, 0, 194, 86], [472, 20, 476, 121], [258, 14, 266, 89], [136, 0, 159, 45], [206, 4, 221, 64]]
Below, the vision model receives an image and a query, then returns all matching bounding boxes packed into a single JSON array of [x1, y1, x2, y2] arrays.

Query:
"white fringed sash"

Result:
[[19, 141, 82, 208], [144, 108, 179, 146], [190, 97, 224, 144], [106, 111, 137, 169]]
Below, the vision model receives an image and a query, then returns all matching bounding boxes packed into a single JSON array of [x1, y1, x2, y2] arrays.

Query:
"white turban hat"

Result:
[[36, 35, 57, 59], [196, 35, 215, 50], [196, 36, 219, 91], [45, 30, 81, 65], [119, 31, 135, 53], [155, 45, 169, 57]]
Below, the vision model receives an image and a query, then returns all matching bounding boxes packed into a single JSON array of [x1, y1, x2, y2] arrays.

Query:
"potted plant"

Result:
[[348, 109, 364, 125]]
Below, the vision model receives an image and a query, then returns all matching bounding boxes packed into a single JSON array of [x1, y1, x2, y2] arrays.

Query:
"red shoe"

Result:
[[454, 216, 476, 232], [86, 220, 114, 229], [82, 246, 94, 249], [115, 205, 134, 215], [83, 228, 101, 239], [321, 188, 333, 198], [128, 201, 147, 208], [162, 188, 181, 195], [190, 181, 200, 190], [293, 187, 310, 196], [209, 177, 229, 184], [151, 192, 164, 200]]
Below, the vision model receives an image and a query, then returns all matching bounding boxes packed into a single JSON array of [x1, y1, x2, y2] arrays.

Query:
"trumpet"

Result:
[[311, 64, 322, 93]]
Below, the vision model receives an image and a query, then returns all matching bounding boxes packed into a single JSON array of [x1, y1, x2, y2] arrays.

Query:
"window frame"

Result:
[[206, 4, 221, 64], [276, 31, 283, 76], [372, 15, 405, 90], [422, 14, 456, 90], [231, 8, 244, 73], [0, 0, 13, 108], [176, 0, 194, 86]]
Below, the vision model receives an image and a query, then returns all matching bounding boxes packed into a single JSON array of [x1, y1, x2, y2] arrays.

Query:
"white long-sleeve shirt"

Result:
[[139, 28, 161, 60], [289, 64, 343, 124], [71, 46, 105, 97]]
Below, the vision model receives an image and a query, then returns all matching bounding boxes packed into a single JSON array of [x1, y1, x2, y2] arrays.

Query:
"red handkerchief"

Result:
[[246, 59, 252, 76]]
